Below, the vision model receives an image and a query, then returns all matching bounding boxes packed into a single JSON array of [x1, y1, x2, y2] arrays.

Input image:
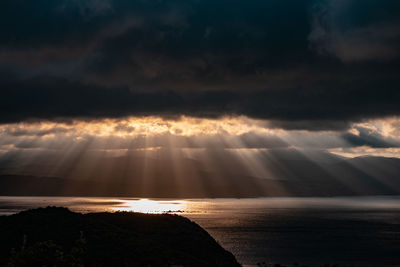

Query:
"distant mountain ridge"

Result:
[[0, 149, 399, 197]]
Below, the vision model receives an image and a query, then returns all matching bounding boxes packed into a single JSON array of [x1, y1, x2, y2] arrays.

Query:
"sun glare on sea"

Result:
[[113, 199, 188, 214]]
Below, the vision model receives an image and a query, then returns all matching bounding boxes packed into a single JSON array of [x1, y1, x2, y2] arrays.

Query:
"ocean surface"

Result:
[[1, 196, 400, 266]]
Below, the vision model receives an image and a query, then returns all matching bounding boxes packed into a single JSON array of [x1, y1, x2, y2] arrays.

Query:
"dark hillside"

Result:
[[0, 207, 241, 267]]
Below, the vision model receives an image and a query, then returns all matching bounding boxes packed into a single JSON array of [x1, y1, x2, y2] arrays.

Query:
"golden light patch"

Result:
[[0, 116, 274, 138], [351, 116, 400, 138], [113, 199, 187, 213], [329, 147, 400, 158]]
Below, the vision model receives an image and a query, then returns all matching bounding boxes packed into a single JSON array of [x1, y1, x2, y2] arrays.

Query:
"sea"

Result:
[[0, 196, 400, 267]]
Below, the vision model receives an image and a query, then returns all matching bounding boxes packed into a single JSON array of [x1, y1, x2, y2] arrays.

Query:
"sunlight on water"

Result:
[[113, 199, 188, 213], [1, 196, 400, 216], [0, 197, 215, 215], [1, 196, 400, 266]]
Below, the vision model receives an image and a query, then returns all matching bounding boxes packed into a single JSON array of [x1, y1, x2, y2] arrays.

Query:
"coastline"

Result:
[[0, 207, 241, 267]]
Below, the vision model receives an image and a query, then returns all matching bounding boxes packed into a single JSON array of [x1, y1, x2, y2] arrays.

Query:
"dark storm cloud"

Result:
[[309, 0, 400, 62], [0, 0, 400, 129], [342, 126, 400, 148], [1, 71, 400, 128]]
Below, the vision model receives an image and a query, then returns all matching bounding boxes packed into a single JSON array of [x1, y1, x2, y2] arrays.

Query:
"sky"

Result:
[[0, 0, 400, 196]]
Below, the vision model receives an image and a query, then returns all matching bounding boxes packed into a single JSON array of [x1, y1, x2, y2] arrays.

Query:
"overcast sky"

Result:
[[0, 0, 400, 160]]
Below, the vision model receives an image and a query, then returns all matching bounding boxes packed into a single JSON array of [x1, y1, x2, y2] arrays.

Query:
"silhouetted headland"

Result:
[[0, 207, 241, 267]]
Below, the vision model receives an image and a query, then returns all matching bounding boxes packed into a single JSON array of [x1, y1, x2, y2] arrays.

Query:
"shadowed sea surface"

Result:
[[0, 196, 399, 266]]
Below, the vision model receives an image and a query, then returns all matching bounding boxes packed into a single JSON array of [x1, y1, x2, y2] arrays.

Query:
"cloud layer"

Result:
[[0, 0, 399, 129]]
